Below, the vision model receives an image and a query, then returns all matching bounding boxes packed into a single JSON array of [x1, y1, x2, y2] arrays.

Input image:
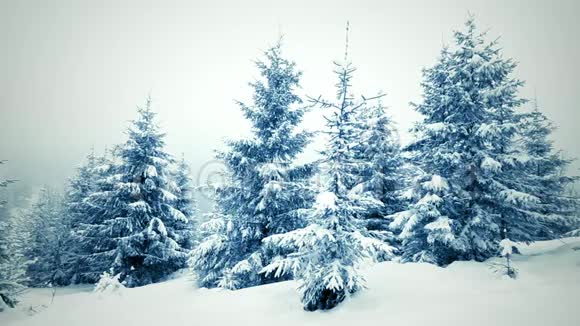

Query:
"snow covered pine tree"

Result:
[[170, 155, 198, 249], [353, 101, 408, 253], [25, 187, 75, 287], [393, 16, 545, 265], [0, 161, 27, 311], [190, 40, 314, 289], [518, 99, 579, 238], [490, 235, 518, 279], [73, 151, 118, 283], [80, 97, 195, 287], [262, 24, 395, 311], [65, 149, 102, 283]]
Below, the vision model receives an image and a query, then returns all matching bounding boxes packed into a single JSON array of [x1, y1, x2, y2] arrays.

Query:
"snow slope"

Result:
[[2, 238, 579, 326]]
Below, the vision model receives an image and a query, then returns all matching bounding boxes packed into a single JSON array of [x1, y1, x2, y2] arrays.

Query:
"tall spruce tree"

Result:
[[81, 98, 194, 287], [190, 40, 314, 289], [0, 212, 28, 312], [394, 17, 538, 265], [65, 149, 100, 283], [26, 187, 74, 287], [0, 161, 27, 311], [66, 150, 98, 230], [354, 102, 408, 243], [74, 151, 117, 283], [518, 99, 579, 238], [170, 156, 198, 249], [261, 25, 395, 311]]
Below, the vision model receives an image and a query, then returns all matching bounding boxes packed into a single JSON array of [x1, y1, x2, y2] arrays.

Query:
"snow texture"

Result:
[[2, 238, 579, 326]]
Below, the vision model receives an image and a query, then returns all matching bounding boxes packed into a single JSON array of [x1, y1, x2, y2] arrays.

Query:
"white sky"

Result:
[[1, 0, 579, 207]]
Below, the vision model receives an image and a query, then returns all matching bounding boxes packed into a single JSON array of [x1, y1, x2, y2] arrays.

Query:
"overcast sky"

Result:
[[1, 0, 579, 208]]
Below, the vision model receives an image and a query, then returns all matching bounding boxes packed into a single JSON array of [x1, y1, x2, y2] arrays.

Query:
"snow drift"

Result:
[[2, 238, 579, 326]]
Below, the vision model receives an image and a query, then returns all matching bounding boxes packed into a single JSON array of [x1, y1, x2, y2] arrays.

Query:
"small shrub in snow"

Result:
[[489, 237, 518, 279], [565, 229, 580, 237], [94, 271, 124, 295]]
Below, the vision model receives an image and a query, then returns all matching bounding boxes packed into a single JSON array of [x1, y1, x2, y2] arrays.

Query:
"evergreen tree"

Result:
[[74, 152, 117, 283], [493, 235, 518, 279], [262, 26, 395, 311], [0, 161, 27, 311], [191, 41, 314, 289], [169, 156, 198, 249], [395, 17, 537, 265], [191, 208, 259, 290], [0, 212, 29, 312], [81, 98, 194, 287], [353, 102, 408, 246], [64, 149, 99, 283], [518, 100, 579, 238], [25, 187, 74, 287], [66, 150, 98, 230], [0, 161, 16, 209]]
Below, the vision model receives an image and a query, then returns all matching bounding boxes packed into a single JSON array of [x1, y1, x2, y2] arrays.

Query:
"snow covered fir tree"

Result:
[[25, 188, 74, 287], [190, 40, 315, 289], [68, 150, 117, 283], [76, 97, 197, 287], [391, 16, 578, 266], [262, 26, 396, 311], [353, 101, 408, 248], [518, 99, 579, 238], [171, 155, 199, 249], [0, 161, 27, 311], [64, 149, 102, 284]]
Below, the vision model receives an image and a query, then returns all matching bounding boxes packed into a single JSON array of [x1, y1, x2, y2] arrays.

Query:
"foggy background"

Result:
[[1, 0, 579, 211]]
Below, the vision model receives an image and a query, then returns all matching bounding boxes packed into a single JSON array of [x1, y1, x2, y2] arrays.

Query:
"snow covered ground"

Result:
[[2, 238, 579, 326]]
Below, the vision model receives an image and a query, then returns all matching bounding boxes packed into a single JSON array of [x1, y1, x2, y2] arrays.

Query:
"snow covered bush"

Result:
[[565, 228, 580, 237], [94, 270, 124, 295], [489, 237, 518, 279]]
